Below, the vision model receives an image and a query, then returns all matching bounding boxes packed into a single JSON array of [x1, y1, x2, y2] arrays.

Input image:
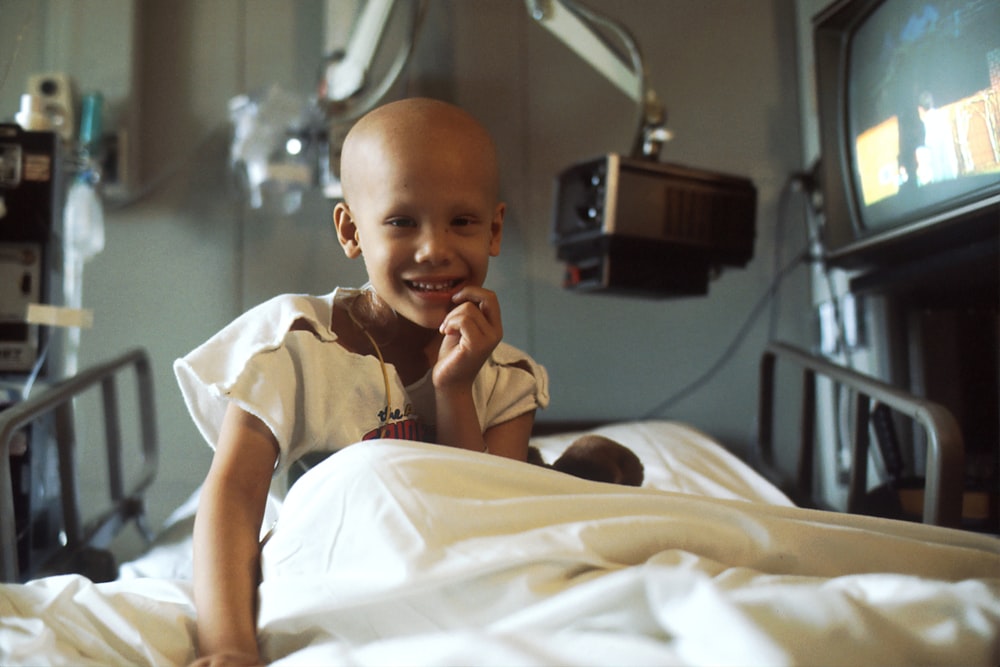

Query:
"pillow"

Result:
[[531, 420, 793, 507]]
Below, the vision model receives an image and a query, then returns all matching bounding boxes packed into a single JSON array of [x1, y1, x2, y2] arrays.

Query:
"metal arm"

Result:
[[526, 0, 670, 159], [0, 347, 157, 582], [318, 0, 428, 118], [758, 341, 964, 528], [322, 0, 397, 103]]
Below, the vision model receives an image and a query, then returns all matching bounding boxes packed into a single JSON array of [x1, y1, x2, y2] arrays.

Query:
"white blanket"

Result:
[[1, 424, 998, 666]]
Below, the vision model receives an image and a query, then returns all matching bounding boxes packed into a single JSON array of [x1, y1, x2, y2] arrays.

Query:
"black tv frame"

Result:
[[812, 0, 1000, 271]]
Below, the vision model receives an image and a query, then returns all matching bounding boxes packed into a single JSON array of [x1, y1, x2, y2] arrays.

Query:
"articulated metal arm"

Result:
[[525, 0, 670, 159]]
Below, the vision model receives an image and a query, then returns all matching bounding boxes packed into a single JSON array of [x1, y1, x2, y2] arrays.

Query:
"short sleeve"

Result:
[[475, 342, 550, 428], [173, 293, 336, 454]]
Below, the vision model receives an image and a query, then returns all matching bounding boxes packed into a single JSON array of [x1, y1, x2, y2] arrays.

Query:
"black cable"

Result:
[[767, 174, 799, 340], [641, 245, 811, 418], [641, 167, 818, 419]]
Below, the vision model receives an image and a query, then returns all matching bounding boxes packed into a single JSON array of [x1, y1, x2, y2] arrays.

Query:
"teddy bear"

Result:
[[527, 434, 644, 487]]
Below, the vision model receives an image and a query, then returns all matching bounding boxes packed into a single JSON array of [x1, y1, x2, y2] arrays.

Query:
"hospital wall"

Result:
[[0, 0, 811, 531]]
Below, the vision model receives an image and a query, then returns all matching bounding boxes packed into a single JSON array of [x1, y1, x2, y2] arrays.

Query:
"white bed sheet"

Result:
[[0, 422, 997, 666], [531, 421, 795, 506], [118, 420, 792, 581]]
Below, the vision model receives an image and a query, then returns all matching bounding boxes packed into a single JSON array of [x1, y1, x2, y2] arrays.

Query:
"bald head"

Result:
[[340, 98, 500, 203]]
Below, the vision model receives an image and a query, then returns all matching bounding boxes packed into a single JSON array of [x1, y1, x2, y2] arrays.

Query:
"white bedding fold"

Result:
[[0, 575, 195, 665], [256, 440, 1000, 666], [2, 436, 998, 667]]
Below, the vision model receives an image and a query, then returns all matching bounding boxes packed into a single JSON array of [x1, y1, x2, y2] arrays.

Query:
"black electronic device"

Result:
[[813, 0, 1000, 270], [552, 153, 756, 297], [0, 124, 62, 374], [0, 124, 65, 580], [2, 402, 63, 580]]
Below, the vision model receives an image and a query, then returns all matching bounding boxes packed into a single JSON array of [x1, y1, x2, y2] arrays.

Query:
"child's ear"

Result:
[[489, 203, 505, 257], [333, 202, 362, 259]]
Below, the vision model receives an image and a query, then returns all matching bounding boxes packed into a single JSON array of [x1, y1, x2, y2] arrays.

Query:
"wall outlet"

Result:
[[26, 73, 76, 143]]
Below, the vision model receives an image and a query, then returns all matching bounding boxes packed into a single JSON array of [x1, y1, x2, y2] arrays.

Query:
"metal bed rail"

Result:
[[758, 341, 965, 528], [0, 347, 158, 582]]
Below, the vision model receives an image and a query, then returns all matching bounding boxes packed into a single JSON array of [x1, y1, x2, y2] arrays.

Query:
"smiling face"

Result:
[[334, 99, 504, 330]]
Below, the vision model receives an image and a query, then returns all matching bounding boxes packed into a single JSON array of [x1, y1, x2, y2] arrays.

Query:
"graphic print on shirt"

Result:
[[362, 403, 434, 442]]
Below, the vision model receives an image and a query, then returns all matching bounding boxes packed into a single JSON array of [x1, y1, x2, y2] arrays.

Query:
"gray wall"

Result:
[[1, 0, 812, 531]]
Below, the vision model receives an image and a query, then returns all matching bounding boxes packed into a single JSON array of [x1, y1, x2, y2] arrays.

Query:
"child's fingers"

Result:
[[449, 287, 502, 332], [440, 302, 489, 342]]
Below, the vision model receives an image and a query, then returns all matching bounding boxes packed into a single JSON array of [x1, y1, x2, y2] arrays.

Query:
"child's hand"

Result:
[[433, 286, 502, 391]]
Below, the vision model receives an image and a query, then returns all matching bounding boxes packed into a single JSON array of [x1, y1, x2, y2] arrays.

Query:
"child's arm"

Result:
[[189, 404, 277, 666], [483, 410, 535, 459], [433, 287, 532, 460]]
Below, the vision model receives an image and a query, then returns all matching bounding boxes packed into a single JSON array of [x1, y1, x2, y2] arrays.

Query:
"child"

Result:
[[175, 97, 549, 666]]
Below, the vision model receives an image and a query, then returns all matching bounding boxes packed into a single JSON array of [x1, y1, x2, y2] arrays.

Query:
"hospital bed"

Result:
[[0, 347, 157, 584], [0, 343, 997, 666]]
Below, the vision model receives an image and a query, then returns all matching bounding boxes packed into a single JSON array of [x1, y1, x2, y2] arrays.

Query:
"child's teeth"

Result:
[[412, 281, 451, 291]]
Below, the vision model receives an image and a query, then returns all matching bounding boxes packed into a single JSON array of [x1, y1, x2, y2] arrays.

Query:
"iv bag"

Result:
[[65, 179, 105, 260], [229, 85, 321, 215]]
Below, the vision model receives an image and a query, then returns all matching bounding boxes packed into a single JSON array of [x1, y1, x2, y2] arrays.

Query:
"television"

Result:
[[813, 0, 1000, 270]]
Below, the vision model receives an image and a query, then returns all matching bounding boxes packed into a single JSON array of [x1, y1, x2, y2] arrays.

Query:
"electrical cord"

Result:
[[558, 0, 658, 158], [641, 166, 827, 419], [319, 0, 429, 123], [641, 244, 812, 419], [103, 125, 224, 211], [791, 164, 859, 480], [347, 295, 393, 439], [0, 1, 34, 99], [767, 174, 795, 340]]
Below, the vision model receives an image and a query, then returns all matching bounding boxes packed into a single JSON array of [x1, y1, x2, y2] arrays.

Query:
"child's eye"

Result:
[[451, 217, 477, 228], [386, 217, 416, 228]]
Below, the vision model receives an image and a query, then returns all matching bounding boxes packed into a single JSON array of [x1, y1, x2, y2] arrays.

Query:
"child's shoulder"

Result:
[[231, 291, 338, 334], [191, 291, 339, 357], [247, 290, 336, 320]]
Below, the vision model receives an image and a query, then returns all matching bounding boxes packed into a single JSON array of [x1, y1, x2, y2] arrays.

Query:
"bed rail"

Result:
[[0, 348, 158, 582], [758, 341, 964, 528]]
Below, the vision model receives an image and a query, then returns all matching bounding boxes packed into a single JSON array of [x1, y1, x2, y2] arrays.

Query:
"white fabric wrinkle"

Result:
[[264, 445, 430, 586], [0, 575, 195, 666], [646, 562, 793, 667], [7, 427, 999, 667], [666, 561, 1000, 667], [269, 629, 684, 667], [488, 564, 666, 638]]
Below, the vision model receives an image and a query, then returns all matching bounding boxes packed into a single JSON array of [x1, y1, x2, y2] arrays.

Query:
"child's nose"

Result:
[[414, 226, 452, 265]]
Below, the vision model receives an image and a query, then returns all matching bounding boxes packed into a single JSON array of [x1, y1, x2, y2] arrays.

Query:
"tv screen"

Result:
[[849, 0, 1000, 231], [814, 0, 1000, 267]]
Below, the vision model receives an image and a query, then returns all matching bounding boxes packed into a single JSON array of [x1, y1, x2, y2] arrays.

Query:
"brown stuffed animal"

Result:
[[528, 434, 644, 487]]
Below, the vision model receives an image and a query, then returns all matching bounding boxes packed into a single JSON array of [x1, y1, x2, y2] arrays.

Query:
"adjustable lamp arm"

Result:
[[525, 0, 670, 159], [321, 0, 397, 104], [527, 0, 639, 100]]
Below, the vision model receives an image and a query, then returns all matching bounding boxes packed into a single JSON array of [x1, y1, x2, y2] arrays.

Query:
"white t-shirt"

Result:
[[175, 288, 549, 495]]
